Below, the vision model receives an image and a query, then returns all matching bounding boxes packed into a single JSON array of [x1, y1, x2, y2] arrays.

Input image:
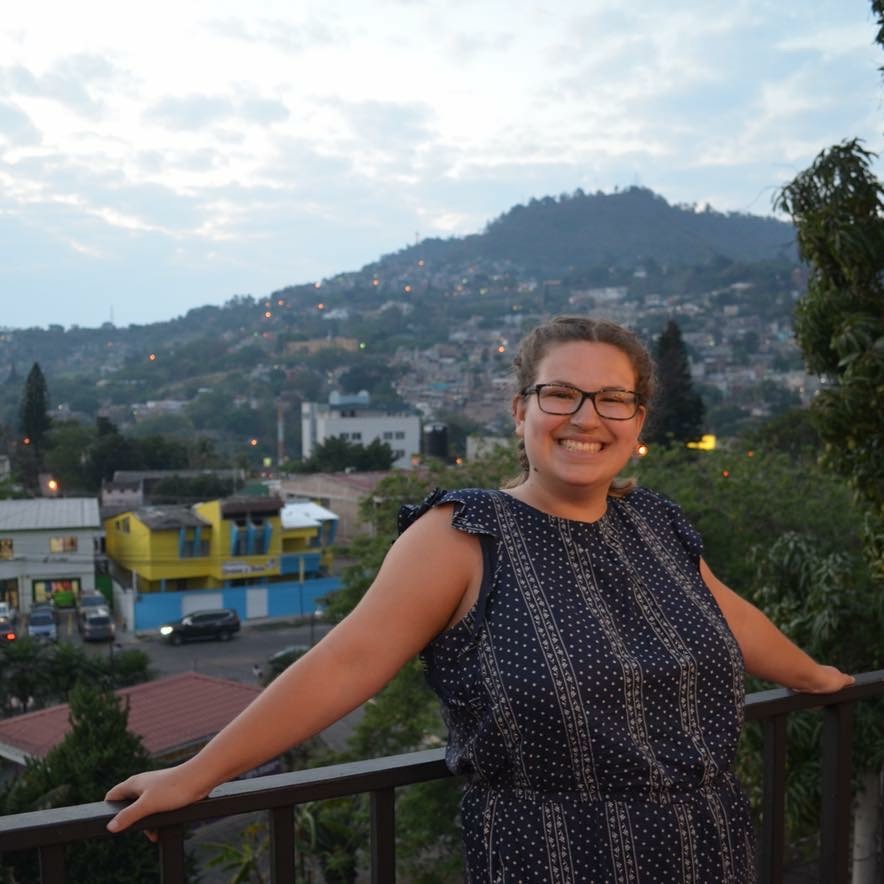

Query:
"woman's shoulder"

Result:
[[397, 487, 502, 538], [616, 485, 703, 557]]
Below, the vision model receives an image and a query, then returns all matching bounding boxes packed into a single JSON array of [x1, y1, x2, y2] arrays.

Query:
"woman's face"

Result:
[[513, 340, 646, 498]]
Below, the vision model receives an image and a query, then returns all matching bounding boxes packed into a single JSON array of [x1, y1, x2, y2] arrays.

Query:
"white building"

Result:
[[0, 498, 102, 613], [301, 392, 421, 469]]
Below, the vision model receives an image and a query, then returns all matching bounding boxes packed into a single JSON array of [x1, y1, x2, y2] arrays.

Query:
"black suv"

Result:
[[159, 609, 241, 645]]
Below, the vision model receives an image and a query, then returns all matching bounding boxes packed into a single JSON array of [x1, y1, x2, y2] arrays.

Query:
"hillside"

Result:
[[0, 186, 801, 456], [380, 187, 795, 275]]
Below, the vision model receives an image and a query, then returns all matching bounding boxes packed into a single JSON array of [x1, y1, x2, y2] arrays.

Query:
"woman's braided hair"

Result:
[[505, 315, 656, 496]]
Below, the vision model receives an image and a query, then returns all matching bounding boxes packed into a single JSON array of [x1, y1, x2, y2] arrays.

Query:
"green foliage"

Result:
[[634, 446, 866, 591], [646, 320, 704, 445], [0, 683, 163, 884], [295, 436, 395, 473], [776, 139, 884, 576], [18, 363, 51, 455], [0, 639, 153, 716]]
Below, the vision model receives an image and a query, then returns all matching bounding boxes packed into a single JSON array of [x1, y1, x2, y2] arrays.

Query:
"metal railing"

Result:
[[1, 670, 882, 884]]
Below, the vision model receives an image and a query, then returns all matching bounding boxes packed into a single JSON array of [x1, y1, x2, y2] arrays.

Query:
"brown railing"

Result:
[[1, 670, 882, 884]]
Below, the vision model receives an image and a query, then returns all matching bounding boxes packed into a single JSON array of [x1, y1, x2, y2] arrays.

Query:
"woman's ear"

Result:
[[634, 405, 647, 439], [512, 394, 526, 438]]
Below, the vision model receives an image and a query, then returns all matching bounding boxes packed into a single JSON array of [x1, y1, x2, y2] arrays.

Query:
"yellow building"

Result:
[[105, 496, 337, 594]]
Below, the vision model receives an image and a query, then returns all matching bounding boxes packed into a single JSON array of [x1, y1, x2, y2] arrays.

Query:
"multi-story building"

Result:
[[0, 498, 102, 613], [301, 391, 421, 469], [104, 496, 339, 631]]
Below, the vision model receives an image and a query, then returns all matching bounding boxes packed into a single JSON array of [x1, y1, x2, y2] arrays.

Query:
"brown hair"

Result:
[[506, 315, 655, 495]]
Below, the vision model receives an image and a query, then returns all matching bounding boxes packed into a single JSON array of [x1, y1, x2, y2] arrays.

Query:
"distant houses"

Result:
[[104, 496, 340, 631], [0, 498, 102, 614]]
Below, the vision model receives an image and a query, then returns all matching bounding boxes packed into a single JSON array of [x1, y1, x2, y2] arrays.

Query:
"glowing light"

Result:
[[372, 278, 380, 286], [497, 345, 506, 353], [264, 311, 272, 319], [249, 438, 258, 447], [417, 259, 425, 267], [721, 470, 730, 478], [403, 284, 412, 293], [314, 282, 322, 289], [47, 479, 59, 492], [746, 450, 755, 457], [22, 437, 30, 445], [148, 353, 157, 361], [277, 299, 285, 306], [454, 457, 463, 465], [316, 303, 325, 310], [359, 342, 367, 349], [686, 434, 716, 451]]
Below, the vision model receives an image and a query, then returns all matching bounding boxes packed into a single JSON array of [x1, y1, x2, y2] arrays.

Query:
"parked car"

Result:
[[27, 608, 58, 642], [0, 615, 16, 644], [0, 601, 18, 625], [81, 611, 115, 642], [159, 609, 241, 645], [77, 592, 110, 630]]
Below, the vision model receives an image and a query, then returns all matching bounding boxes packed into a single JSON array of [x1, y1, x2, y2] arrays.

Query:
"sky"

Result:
[[0, 1, 881, 330]]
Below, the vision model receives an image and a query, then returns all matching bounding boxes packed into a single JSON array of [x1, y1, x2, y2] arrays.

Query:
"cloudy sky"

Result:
[[1, 0, 881, 330]]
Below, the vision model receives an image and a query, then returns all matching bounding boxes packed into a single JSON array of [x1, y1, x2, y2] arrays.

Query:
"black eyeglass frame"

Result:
[[521, 383, 643, 420]]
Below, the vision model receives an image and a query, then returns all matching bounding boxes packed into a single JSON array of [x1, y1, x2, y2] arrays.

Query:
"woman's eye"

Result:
[[547, 387, 579, 399]]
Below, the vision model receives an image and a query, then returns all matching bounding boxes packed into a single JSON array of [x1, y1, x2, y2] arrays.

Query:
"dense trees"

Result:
[[293, 437, 395, 474], [14, 363, 52, 488], [0, 683, 166, 884], [646, 320, 705, 445], [776, 139, 884, 578], [0, 638, 152, 715]]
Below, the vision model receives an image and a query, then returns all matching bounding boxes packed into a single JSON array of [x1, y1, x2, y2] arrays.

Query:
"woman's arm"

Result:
[[699, 558, 854, 694], [106, 504, 481, 835]]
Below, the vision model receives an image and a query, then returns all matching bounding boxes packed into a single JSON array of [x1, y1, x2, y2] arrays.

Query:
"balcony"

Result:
[[2, 670, 882, 884]]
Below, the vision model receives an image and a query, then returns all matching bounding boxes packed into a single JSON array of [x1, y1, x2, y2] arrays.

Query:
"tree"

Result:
[[297, 437, 395, 473], [18, 363, 51, 458], [645, 320, 704, 445], [775, 139, 884, 577], [0, 683, 166, 884]]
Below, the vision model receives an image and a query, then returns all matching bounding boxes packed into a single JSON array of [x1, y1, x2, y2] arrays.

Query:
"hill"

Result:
[[0, 186, 801, 463], [380, 186, 795, 275]]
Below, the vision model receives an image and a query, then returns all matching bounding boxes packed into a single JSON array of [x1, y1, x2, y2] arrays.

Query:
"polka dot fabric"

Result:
[[400, 487, 756, 883]]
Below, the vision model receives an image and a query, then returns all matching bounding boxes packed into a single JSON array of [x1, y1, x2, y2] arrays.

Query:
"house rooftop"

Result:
[[0, 672, 262, 765], [0, 498, 100, 532], [133, 506, 212, 531]]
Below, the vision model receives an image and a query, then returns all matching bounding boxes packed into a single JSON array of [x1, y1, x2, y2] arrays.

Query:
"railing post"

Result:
[[820, 701, 855, 884], [158, 824, 187, 883], [269, 805, 296, 884], [37, 843, 65, 884], [759, 715, 786, 884], [370, 787, 396, 883]]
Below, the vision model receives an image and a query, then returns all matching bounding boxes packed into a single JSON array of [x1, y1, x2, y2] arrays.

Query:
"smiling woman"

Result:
[[105, 314, 852, 883]]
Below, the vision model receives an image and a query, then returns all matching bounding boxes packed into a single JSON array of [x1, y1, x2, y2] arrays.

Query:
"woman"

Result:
[[107, 316, 852, 882]]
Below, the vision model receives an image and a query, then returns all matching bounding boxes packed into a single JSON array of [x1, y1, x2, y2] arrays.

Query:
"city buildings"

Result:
[[0, 498, 102, 613], [301, 391, 421, 469]]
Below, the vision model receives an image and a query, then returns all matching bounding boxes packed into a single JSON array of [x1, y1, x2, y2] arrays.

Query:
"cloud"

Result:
[[204, 16, 341, 54], [0, 100, 41, 145], [145, 93, 290, 130], [0, 54, 117, 117], [145, 95, 238, 129]]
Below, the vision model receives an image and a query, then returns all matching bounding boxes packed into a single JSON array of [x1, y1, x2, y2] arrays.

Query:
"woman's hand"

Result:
[[105, 763, 211, 840], [795, 664, 855, 694]]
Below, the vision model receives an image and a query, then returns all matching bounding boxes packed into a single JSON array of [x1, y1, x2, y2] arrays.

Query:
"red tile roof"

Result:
[[0, 673, 262, 764]]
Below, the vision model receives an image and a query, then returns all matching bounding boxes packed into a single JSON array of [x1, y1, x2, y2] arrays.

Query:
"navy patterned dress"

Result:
[[399, 487, 755, 883]]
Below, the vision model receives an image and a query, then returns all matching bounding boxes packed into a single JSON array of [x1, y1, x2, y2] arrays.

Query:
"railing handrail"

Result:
[[1, 669, 882, 882]]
